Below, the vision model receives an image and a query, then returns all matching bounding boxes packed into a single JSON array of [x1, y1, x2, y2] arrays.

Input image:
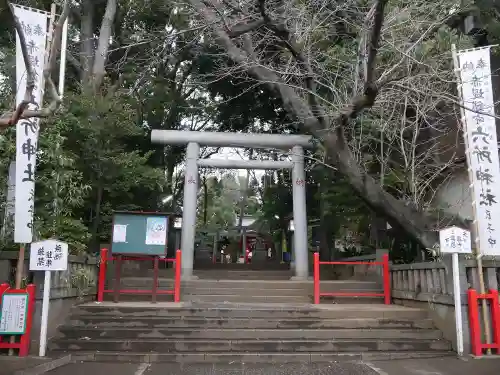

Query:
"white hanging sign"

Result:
[[457, 46, 500, 256], [439, 226, 472, 254], [29, 239, 69, 271], [13, 5, 49, 243]]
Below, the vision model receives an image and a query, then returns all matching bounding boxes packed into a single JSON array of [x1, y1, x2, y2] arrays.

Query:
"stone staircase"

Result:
[[108, 269, 386, 304], [50, 302, 452, 363]]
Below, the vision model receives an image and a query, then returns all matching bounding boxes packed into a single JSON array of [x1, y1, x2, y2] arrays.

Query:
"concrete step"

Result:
[[186, 295, 311, 304], [66, 316, 437, 330], [113, 278, 380, 289], [49, 337, 452, 352], [73, 303, 431, 320], [58, 327, 443, 340], [102, 294, 176, 303], [69, 350, 455, 363], [183, 287, 308, 297]]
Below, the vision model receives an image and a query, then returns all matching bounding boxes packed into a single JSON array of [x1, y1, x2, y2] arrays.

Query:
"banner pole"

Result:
[[451, 43, 492, 353]]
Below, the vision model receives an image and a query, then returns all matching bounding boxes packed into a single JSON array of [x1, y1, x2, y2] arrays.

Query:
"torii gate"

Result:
[[151, 130, 312, 280]]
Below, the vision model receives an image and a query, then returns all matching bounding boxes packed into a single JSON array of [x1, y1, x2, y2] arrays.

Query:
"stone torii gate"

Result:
[[151, 130, 312, 280]]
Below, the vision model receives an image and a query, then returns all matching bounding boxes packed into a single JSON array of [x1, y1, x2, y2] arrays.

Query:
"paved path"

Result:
[[46, 357, 499, 375]]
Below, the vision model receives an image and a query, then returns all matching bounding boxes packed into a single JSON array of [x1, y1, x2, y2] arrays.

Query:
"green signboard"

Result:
[[111, 211, 169, 255]]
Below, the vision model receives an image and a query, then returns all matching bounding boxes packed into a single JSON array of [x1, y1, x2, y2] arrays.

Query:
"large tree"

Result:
[[184, 0, 476, 249]]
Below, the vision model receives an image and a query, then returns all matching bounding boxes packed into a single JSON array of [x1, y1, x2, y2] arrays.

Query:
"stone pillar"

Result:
[[291, 146, 308, 279], [180, 142, 199, 279]]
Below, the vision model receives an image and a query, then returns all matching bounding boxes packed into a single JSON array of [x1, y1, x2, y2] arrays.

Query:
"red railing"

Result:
[[97, 248, 181, 303], [0, 283, 36, 356], [468, 288, 500, 356], [313, 252, 391, 305]]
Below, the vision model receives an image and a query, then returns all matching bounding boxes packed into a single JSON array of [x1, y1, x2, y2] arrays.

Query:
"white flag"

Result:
[[13, 6, 49, 243], [457, 46, 500, 256]]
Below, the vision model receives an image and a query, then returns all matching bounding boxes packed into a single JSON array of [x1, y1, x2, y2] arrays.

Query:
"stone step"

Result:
[[70, 350, 455, 363], [58, 327, 443, 340], [186, 295, 311, 304], [66, 316, 437, 330], [112, 278, 380, 290], [183, 287, 308, 297], [73, 303, 430, 320], [50, 337, 452, 353]]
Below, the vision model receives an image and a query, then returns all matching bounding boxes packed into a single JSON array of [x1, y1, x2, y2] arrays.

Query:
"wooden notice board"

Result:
[[111, 211, 169, 255]]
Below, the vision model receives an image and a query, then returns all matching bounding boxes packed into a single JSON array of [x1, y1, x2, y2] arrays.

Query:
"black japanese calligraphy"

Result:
[[21, 22, 32, 36], [36, 257, 44, 267], [29, 54, 40, 68], [22, 163, 34, 182], [487, 223, 495, 233], [27, 40, 38, 55], [473, 146, 492, 164], [484, 210, 491, 220], [471, 126, 490, 144], [462, 61, 474, 71], [472, 101, 484, 112], [472, 88, 484, 99], [33, 24, 44, 36], [22, 138, 36, 161], [21, 119, 39, 137], [476, 167, 493, 185], [488, 237, 496, 246], [37, 247, 44, 256], [46, 251, 52, 259], [480, 189, 497, 206], [477, 58, 487, 70], [45, 258, 52, 267], [471, 75, 482, 87], [473, 113, 485, 125]]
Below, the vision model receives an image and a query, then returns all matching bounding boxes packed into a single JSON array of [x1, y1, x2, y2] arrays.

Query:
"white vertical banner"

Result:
[[457, 46, 500, 256], [13, 6, 49, 243]]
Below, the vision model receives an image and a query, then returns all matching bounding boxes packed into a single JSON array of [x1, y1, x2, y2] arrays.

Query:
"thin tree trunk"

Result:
[[90, 184, 104, 251]]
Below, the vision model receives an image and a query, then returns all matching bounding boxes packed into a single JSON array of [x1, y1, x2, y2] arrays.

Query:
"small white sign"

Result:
[[439, 226, 472, 254], [145, 217, 167, 246], [112, 224, 128, 243], [29, 239, 69, 271], [0, 293, 28, 335]]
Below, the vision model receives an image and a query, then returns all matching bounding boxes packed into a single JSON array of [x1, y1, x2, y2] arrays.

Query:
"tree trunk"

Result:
[[91, 0, 117, 90], [90, 184, 104, 251], [80, 0, 94, 84], [187, 0, 445, 250]]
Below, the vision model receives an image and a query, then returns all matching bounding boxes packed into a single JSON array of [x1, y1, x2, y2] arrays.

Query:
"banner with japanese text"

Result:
[[458, 46, 500, 256], [14, 5, 48, 243]]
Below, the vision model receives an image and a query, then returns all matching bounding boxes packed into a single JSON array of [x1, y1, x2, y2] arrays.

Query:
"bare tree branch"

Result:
[[186, 0, 466, 248]]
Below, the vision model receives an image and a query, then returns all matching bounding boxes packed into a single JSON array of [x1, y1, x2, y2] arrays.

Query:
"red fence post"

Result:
[[313, 252, 320, 304], [97, 248, 108, 302], [468, 289, 482, 356], [489, 289, 500, 353], [19, 284, 36, 357], [174, 249, 181, 303], [382, 253, 391, 305]]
